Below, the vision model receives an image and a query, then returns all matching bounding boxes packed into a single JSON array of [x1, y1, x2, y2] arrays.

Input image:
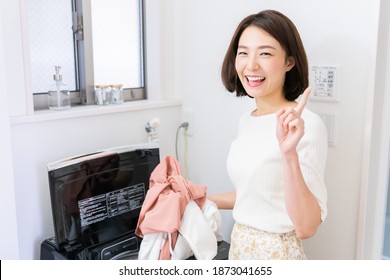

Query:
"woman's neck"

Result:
[[253, 95, 297, 116]]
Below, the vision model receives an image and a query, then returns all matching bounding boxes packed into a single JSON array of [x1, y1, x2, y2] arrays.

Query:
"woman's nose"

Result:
[[246, 55, 260, 70]]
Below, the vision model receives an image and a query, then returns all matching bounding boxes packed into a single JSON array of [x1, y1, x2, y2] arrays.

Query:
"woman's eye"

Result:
[[237, 51, 247, 56], [260, 52, 271, 56]]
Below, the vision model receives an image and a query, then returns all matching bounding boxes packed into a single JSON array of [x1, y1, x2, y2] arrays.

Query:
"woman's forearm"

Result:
[[282, 151, 321, 239], [207, 191, 236, 210]]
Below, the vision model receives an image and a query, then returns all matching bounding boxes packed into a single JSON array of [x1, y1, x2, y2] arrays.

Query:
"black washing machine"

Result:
[[41, 143, 160, 260]]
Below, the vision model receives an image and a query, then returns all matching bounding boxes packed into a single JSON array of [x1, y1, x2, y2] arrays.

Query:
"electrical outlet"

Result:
[[181, 108, 194, 136]]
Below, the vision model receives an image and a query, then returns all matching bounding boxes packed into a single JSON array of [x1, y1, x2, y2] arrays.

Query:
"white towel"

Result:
[[172, 199, 222, 260]]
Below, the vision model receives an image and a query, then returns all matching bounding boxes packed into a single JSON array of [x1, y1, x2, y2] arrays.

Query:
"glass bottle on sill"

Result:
[[48, 66, 71, 111]]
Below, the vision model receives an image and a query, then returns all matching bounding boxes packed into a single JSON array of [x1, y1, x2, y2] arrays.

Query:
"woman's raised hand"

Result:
[[276, 87, 311, 155]]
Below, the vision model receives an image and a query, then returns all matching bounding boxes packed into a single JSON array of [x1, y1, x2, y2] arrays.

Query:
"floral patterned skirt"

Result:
[[229, 223, 306, 260]]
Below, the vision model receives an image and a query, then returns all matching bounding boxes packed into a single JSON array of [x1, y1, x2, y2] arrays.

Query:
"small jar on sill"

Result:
[[95, 85, 111, 105], [110, 84, 124, 105]]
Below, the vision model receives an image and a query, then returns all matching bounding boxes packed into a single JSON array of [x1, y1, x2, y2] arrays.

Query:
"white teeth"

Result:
[[247, 76, 265, 82]]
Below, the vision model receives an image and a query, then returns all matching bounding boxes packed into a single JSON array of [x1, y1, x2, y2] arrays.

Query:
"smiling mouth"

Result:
[[246, 76, 265, 87]]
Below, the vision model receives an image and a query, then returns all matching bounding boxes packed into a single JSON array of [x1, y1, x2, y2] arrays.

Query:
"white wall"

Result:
[[171, 0, 380, 259], [1, 0, 384, 260], [357, 0, 390, 259], [0, 10, 20, 260]]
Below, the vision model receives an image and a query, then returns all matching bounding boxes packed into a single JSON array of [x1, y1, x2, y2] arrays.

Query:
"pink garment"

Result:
[[135, 155, 207, 259]]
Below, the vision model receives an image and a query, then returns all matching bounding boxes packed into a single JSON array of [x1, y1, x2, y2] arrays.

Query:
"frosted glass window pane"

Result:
[[91, 0, 143, 88], [27, 0, 76, 93]]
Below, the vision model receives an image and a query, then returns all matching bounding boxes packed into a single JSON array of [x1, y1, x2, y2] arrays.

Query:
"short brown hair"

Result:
[[221, 10, 308, 101]]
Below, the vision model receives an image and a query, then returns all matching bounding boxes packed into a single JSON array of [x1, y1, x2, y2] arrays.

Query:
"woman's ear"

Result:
[[286, 56, 295, 72]]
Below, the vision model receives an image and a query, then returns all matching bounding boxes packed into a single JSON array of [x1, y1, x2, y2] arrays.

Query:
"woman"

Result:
[[207, 10, 328, 260]]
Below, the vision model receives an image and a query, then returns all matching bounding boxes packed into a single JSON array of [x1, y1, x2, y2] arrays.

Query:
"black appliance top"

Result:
[[47, 142, 159, 254]]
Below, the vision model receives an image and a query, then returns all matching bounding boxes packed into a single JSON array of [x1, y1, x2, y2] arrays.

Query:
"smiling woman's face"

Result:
[[235, 25, 295, 101]]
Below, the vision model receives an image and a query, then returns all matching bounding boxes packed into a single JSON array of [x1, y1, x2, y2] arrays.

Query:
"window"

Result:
[[27, 0, 145, 110], [28, 0, 77, 94]]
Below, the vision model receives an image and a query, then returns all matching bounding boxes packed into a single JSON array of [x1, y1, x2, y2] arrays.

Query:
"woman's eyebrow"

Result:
[[237, 45, 277, 50]]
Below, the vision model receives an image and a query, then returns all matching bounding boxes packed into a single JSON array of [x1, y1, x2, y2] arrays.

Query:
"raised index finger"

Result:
[[295, 86, 312, 116]]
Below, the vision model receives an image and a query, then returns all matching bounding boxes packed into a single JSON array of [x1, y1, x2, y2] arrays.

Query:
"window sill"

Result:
[[10, 99, 182, 125]]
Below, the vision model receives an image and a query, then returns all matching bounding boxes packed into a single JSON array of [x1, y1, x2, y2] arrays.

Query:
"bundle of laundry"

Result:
[[135, 155, 223, 260]]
